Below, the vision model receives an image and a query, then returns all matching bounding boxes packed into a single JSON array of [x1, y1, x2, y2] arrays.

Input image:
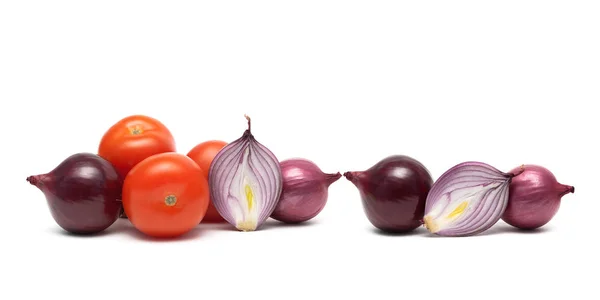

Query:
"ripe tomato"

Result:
[[98, 115, 176, 179], [122, 153, 210, 238], [187, 140, 228, 223]]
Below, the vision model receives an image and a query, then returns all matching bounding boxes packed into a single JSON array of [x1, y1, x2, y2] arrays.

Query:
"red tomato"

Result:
[[98, 115, 176, 179], [123, 153, 210, 238], [187, 140, 228, 223]]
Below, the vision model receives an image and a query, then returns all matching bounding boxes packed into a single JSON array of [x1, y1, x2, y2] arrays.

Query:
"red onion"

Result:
[[270, 158, 341, 223], [27, 153, 123, 234], [344, 155, 433, 233], [423, 161, 521, 237], [208, 115, 283, 232], [502, 164, 575, 230]]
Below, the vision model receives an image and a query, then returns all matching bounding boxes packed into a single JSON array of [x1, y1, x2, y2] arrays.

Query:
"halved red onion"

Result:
[[208, 115, 283, 231], [423, 161, 521, 237]]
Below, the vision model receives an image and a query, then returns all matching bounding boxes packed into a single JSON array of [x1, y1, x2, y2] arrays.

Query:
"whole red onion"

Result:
[[270, 158, 341, 223], [345, 155, 433, 233], [502, 164, 575, 230], [27, 153, 123, 234]]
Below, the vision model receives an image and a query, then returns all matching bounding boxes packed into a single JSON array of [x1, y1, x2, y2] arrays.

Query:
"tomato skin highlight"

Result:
[[122, 152, 210, 238], [186, 140, 228, 223], [98, 115, 176, 179]]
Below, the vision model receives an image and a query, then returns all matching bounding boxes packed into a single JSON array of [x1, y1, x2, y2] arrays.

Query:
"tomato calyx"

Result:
[[129, 125, 144, 135], [164, 194, 177, 206]]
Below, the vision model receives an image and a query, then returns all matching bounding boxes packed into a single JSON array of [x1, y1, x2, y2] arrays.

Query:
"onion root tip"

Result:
[[26, 175, 39, 187], [343, 172, 354, 181], [326, 172, 343, 185], [423, 215, 439, 233], [560, 184, 575, 196]]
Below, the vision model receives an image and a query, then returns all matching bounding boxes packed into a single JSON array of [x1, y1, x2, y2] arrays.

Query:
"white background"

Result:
[[1, 1, 599, 299]]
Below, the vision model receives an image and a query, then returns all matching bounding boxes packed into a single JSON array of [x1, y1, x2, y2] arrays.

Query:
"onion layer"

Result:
[[423, 161, 521, 237], [208, 115, 283, 232]]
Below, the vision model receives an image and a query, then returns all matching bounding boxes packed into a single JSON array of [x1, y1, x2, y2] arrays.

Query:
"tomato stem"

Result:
[[129, 125, 143, 135], [165, 195, 177, 206]]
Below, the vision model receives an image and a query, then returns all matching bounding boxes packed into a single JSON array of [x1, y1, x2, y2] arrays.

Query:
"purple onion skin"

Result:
[[27, 153, 123, 235], [270, 159, 341, 223], [502, 164, 574, 230], [345, 155, 433, 233]]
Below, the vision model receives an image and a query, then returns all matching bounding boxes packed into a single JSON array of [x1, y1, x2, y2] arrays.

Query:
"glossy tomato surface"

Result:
[[186, 140, 227, 223], [98, 115, 176, 179], [122, 153, 210, 238]]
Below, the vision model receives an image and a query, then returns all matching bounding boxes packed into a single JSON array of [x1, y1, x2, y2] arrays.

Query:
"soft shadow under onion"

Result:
[[261, 218, 319, 230], [371, 226, 429, 237], [421, 223, 551, 238]]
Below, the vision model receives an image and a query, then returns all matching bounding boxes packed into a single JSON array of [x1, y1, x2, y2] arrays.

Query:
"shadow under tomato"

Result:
[[122, 225, 208, 242], [371, 226, 429, 237], [109, 218, 206, 242]]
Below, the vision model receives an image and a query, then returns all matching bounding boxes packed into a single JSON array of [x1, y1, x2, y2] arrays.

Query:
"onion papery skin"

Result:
[[27, 153, 123, 234], [423, 161, 516, 237], [208, 117, 283, 232], [345, 155, 433, 233], [271, 158, 341, 224], [501, 164, 575, 230]]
